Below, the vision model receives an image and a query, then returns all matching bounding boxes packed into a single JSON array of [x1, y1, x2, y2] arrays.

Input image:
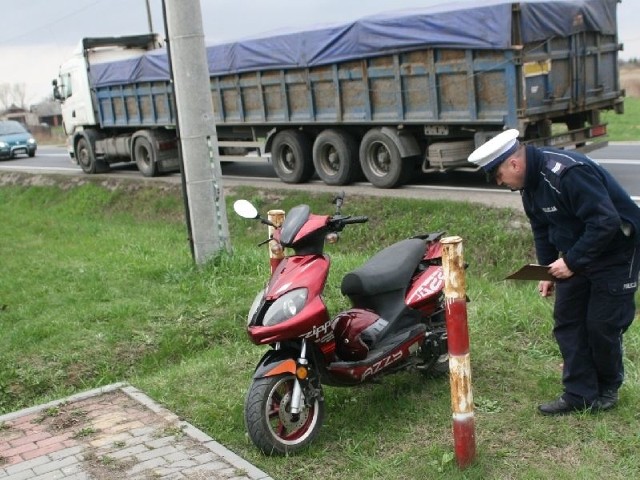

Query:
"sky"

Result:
[[1, 0, 639, 106]]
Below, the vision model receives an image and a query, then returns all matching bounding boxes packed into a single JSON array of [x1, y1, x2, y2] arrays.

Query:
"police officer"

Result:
[[468, 129, 640, 415]]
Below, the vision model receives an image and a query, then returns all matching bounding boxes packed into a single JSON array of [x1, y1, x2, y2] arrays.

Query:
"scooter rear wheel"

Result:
[[244, 374, 324, 455]]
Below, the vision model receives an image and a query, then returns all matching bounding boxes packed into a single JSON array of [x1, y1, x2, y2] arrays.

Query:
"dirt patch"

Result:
[[83, 448, 136, 480], [0, 171, 183, 194], [33, 402, 92, 435], [620, 65, 640, 97]]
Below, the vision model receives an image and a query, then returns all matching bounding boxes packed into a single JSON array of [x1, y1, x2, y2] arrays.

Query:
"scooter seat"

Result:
[[341, 238, 426, 297]]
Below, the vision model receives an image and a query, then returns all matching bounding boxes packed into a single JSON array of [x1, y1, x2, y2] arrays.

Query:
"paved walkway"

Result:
[[0, 383, 273, 480]]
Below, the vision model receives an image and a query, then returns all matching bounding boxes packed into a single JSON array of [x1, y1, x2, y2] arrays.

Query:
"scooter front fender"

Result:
[[253, 349, 298, 379]]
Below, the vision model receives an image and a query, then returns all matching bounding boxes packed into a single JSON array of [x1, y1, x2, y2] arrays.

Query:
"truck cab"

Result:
[[52, 34, 176, 175]]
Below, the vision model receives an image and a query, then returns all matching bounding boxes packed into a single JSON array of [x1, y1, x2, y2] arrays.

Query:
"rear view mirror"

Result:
[[233, 199, 258, 219]]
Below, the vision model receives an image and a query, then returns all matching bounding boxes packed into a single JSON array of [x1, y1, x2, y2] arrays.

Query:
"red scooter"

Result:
[[234, 194, 448, 455]]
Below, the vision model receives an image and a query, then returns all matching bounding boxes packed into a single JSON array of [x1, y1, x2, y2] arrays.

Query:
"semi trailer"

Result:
[[53, 0, 624, 188]]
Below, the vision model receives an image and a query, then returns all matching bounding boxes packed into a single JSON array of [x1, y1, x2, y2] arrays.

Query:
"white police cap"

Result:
[[468, 129, 520, 172]]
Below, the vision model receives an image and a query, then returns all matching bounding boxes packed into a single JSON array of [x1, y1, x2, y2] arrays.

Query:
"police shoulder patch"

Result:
[[550, 161, 564, 174], [542, 151, 582, 179]]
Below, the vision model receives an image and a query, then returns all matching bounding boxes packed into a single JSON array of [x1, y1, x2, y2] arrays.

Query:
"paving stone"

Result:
[[0, 384, 273, 480], [48, 445, 83, 460], [108, 443, 150, 460]]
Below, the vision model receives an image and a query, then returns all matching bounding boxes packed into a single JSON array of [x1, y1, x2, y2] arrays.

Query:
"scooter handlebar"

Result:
[[343, 216, 369, 224], [330, 215, 369, 230]]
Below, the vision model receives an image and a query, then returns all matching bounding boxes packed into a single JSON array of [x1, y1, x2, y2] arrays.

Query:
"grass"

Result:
[[602, 96, 640, 141], [1, 179, 639, 479]]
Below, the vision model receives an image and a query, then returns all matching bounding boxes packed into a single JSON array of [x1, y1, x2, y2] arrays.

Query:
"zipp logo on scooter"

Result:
[[302, 319, 334, 343], [234, 195, 450, 455]]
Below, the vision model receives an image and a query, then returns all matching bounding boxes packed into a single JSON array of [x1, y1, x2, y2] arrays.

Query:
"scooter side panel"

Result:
[[425, 239, 443, 260], [326, 327, 425, 383], [267, 254, 330, 299], [405, 264, 444, 313]]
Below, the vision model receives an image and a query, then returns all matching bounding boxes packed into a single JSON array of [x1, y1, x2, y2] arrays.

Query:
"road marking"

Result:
[[593, 159, 640, 165], [408, 184, 514, 194]]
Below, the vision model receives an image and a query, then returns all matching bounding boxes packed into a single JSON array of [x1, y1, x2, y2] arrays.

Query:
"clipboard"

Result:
[[505, 264, 556, 281]]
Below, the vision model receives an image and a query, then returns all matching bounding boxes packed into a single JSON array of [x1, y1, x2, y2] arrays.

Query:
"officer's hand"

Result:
[[538, 280, 555, 297], [548, 258, 574, 279]]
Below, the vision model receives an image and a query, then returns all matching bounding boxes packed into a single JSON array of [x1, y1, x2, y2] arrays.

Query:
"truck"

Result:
[[53, 0, 624, 188]]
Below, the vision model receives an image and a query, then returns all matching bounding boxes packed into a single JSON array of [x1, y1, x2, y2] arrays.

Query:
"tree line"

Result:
[[0, 82, 27, 111]]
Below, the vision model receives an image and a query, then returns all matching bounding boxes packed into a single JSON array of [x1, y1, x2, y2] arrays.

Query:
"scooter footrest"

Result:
[[328, 324, 426, 369]]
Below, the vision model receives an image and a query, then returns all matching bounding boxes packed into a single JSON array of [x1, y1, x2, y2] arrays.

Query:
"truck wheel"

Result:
[[359, 129, 406, 188], [244, 374, 324, 455], [271, 130, 314, 184], [76, 136, 109, 174], [133, 136, 158, 177], [312, 129, 360, 185]]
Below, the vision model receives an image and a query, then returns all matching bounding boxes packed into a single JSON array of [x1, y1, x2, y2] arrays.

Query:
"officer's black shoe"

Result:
[[538, 396, 589, 416], [598, 389, 619, 411]]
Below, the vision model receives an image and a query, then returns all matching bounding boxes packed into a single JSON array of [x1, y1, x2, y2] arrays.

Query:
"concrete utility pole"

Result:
[[163, 0, 230, 263], [145, 0, 154, 33]]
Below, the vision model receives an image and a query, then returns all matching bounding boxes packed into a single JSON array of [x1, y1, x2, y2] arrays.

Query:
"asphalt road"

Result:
[[1, 143, 639, 210]]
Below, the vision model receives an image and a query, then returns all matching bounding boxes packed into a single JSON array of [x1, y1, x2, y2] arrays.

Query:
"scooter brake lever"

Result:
[[257, 236, 273, 247]]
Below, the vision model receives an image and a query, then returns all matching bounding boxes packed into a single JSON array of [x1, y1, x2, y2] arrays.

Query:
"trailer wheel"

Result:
[[76, 135, 109, 174], [271, 130, 314, 184], [359, 129, 406, 188], [312, 129, 360, 185], [133, 136, 158, 177]]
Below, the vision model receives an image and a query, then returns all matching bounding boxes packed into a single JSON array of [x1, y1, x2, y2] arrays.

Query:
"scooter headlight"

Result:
[[263, 288, 308, 327]]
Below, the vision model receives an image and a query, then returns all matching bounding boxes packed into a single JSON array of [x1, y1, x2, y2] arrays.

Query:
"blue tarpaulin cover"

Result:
[[90, 0, 617, 88]]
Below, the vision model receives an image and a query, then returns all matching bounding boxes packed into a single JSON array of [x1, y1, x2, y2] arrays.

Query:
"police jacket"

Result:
[[521, 146, 640, 273]]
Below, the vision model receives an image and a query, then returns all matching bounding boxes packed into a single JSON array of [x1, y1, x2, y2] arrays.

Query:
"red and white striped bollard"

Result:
[[440, 235, 476, 468], [267, 209, 285, 273]]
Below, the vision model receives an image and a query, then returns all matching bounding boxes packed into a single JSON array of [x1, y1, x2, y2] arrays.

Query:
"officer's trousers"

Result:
[[553, 242, 639, 407]]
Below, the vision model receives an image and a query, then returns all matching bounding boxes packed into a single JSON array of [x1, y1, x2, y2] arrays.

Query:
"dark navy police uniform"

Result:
[[521, 146, 640, 407]]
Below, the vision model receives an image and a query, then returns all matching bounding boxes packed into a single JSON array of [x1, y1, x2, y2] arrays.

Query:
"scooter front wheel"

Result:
[[244, 374, 325, 455]]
